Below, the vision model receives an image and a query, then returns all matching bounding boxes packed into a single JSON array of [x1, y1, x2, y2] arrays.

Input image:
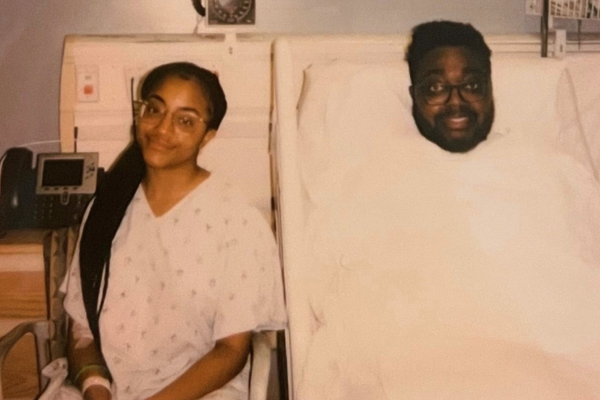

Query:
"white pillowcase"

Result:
[[565, 54, 600, 176], [297, 61, 418, 206], [296, 55, 594, 207], [490, 53, 566, 137], [490, 53, 594, 172]]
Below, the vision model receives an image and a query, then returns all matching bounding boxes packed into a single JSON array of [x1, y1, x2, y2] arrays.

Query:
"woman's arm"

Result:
[[67, 317, 112, 400], [146, 331, 252, 400]]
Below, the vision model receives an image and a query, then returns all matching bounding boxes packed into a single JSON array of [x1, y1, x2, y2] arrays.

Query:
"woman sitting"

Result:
[[61, 62, 287, 400]]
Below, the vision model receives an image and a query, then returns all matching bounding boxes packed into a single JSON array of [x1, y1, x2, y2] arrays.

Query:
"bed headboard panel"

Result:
[[60, 34, 273, 217]]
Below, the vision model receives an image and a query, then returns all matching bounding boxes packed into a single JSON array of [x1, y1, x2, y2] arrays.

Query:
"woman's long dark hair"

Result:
[[78, 62, 227, 348]]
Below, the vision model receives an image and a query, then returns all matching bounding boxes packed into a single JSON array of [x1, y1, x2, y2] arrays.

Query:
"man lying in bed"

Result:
[[386, 20, 600, 397], [298, 20, 600, 400]]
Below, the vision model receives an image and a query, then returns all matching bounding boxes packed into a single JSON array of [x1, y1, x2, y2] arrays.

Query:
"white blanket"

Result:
[[299, 132, 600, 399]]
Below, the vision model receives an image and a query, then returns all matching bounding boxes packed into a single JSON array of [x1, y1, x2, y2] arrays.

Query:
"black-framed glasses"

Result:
[[415, 78, 489, 106], [133, 99, 207, 134]]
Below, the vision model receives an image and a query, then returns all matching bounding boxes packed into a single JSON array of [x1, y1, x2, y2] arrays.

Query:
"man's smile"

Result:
[[444, 115, 470, 131]]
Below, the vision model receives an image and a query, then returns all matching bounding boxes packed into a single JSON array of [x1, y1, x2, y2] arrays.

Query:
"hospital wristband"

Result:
[[81, 376, 112, 396], [74, 364, 111, 386]]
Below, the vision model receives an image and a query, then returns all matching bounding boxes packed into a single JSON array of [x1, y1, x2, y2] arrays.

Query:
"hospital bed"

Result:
[[272, 34, 600, 399]]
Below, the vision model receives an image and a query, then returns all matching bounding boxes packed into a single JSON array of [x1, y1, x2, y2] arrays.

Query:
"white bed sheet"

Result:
[[299, 132, 600, 399]]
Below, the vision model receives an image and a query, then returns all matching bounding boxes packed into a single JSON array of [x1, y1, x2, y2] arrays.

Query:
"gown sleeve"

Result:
[[212, 204, 287, 341], [60, 201, 94, 337]]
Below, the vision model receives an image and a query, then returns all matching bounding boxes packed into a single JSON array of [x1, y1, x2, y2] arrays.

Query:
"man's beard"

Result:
[[412, 104, 495, 153]]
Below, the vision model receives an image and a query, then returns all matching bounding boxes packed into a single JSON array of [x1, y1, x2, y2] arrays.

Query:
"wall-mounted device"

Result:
[[0, 147, 103, 232], [192, 0, 256, 30]]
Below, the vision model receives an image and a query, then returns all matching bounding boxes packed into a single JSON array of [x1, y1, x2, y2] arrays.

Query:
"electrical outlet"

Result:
[[555, 29, 567, 58]]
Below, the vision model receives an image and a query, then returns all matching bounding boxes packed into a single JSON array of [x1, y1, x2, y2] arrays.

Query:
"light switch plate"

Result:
[[76, 65, 100, 103]]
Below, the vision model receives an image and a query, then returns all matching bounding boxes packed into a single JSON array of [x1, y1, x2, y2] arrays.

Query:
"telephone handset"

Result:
[[0, 147, 36, 231], [0, 147, 102, 233]]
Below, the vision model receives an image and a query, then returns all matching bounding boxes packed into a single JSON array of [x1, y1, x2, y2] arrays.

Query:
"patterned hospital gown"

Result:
[[62, 176, 287, 400]]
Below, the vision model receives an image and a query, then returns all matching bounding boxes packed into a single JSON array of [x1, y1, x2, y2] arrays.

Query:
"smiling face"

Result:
[[410, 46, 494, 153], [135, 76, 216, 171]]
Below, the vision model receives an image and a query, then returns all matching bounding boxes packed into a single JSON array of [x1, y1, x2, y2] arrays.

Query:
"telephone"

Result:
[[0, 147, 103, 232]]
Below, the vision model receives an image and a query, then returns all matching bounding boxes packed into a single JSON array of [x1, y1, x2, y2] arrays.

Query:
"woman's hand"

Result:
[[67, 318, 113, 399]]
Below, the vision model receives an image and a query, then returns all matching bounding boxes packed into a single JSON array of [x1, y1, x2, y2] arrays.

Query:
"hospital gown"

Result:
[[62, 176, 287, 400]]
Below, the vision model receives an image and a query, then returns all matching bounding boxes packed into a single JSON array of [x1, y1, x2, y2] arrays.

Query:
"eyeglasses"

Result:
[[415, 78, 489, 106], [134, 100, 207, 134]]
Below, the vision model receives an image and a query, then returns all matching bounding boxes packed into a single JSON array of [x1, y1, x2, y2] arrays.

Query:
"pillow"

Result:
[[490, 53, 567, 138], [490, 53, 594, 172], [297, 60, 418, 206], [565, 54, 600, 177], [296, 55, 594, 207]]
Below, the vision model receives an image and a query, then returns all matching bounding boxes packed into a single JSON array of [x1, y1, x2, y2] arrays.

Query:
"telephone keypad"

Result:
[[34, 193, 92, 228]]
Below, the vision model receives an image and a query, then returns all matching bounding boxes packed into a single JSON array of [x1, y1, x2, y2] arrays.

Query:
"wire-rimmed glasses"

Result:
[[134, 99, 207, 134]]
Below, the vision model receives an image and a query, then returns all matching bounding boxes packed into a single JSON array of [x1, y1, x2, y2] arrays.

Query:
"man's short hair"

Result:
[[405, 20, 492, 82]]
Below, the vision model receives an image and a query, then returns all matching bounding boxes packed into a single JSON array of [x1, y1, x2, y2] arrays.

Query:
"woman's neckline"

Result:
[[141, 168, 211, 218]]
